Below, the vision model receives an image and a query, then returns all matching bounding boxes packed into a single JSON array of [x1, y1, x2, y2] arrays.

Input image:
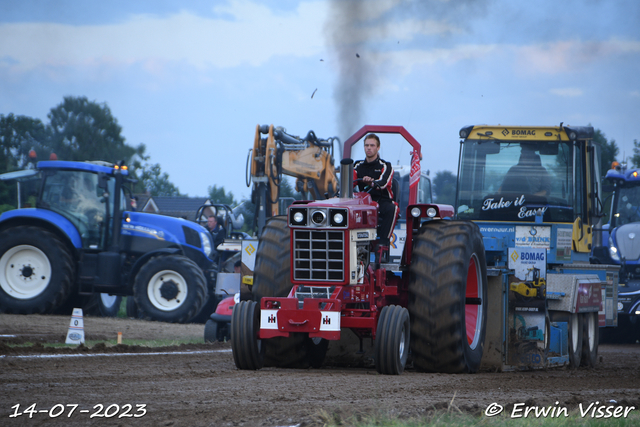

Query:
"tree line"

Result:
[[0, 96, 181, 197], [0, 96, 630, 231], [0, 96, 294, 233]]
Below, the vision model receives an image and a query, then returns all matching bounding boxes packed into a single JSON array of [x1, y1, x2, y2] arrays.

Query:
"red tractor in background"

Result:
[[231, 125, 487, 374]]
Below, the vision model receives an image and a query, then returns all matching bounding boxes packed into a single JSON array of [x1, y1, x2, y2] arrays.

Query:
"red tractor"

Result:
[[231, 125, 488, 374]]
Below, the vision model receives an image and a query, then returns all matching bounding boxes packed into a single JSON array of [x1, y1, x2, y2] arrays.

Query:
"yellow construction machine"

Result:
[[247, 124, 340, 235]]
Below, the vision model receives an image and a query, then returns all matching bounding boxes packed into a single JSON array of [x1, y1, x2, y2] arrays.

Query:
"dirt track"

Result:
[[1, 313, 640, 427]]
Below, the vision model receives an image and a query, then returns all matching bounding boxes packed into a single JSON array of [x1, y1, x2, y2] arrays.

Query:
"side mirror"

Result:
[[98, 173, 109, 190]]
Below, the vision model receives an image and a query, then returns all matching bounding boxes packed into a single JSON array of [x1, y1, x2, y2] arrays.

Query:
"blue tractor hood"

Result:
[[122, 211, 212, 258]]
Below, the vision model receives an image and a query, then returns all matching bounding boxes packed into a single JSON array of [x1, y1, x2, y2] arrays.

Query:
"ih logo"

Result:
[[268, 314, 276, 323], [323, 315, 331, 325]]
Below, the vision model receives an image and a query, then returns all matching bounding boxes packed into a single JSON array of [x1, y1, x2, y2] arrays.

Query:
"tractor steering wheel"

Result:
[[354, 178, 378, 192]]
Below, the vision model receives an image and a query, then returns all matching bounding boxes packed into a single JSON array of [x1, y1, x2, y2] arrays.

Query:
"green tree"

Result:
[[0, 114, 50, 212], [631, 139, 640, 168], [0, 114, 49, 172], [280, 177, 300, 200], [47, 96, 143, 164], [138, 163, 183, 197], [593, 128, 619, 176], [208, 185, 236, 206], [1, 98, 184, 202], [432, 170, 456, 205]]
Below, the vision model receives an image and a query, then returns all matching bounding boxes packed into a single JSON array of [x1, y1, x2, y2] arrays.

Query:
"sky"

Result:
[[1, 0, 639, 202]]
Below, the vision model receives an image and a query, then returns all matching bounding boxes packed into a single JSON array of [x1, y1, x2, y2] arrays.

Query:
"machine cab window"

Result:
[[611, 186, 640, 227], [456, 139, 575, 222], [40, 169, 111, 249]]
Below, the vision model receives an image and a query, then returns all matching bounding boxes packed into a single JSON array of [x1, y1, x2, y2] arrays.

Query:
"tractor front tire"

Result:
[[231, 300, 264, 370], [409, 220, 488, 373], [375, 305, 410, 375], [134, 255, 207, 323], [205, 319, 221, 343], [0, 226, 74, 314], [251, 216, 308, 368]]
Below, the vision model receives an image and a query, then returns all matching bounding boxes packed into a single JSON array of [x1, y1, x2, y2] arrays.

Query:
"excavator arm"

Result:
[[248, 124, 340, 235]]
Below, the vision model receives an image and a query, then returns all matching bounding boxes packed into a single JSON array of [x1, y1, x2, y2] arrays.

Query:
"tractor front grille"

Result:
[[293, 230, 344, 281], [616, 223, 640, 261]]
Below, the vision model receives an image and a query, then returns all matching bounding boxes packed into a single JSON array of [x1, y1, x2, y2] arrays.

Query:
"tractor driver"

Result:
[[500, 145, 552, 198], [354, 133, 398, 253], [207, 215, 226, 251]]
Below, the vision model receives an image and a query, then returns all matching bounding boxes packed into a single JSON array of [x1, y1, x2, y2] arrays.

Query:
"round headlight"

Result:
[[333, 212, 344, 224], [609, 245, 620, 262], [426, 207, 437, 218], [293, 212, 304, 223], [609, 237, 620, 262], [311, 210, 326, 225], [410, 207, 421, 218]]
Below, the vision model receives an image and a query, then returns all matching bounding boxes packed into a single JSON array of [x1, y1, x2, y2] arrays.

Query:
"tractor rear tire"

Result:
[[251, 216, 309, 368], [231, 300, 264, 370], [189, 294, 219, 324], [580, 311, 599, 367], [375, 305, 410, 375], [125, 296, 141, 319], [83, 293, 123, 317], [252, 216, 293, 300], [409, 220, 488, 373], [52, 292, 91, 316], [0, 226, 74, 314], [134, 255, 207, 323]]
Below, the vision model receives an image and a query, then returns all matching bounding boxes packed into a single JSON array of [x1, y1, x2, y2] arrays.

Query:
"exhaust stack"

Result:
[[340, 158, 354, 199]]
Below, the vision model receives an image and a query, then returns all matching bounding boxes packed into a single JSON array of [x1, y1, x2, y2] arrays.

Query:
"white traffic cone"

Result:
[[65, 308, 85, 345]]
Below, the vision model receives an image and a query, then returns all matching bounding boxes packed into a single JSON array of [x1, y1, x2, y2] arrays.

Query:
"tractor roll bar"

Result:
[[341, 125, 422, 159], [342, 125, 422, 205]]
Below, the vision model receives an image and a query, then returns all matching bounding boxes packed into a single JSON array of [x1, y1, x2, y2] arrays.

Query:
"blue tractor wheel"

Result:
[[134, 255, 206, 323], [0, 226, 74, 314]]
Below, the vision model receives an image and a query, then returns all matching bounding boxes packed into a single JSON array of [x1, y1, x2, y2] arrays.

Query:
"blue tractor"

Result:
[[0, 160, 214, 323], [591, 165, 640, 341]]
